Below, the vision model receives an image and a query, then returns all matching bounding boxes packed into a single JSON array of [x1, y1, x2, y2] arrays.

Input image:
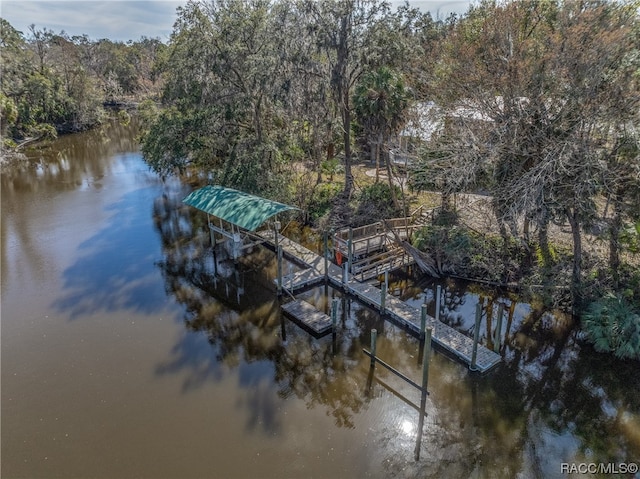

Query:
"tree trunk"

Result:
[[609, 190, 623, 289], [384, 147, 400, 210], [342, 95, 353, 198], [375, 134, 382, 183], [565, 207, 583, 311], [538, 208, 553, 269]]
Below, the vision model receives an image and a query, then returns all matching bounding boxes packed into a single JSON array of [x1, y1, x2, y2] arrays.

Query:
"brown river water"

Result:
[[2, 119, 639, 479]]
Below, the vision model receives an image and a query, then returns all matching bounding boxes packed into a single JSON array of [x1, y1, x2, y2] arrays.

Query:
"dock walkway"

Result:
[[257, 230, 501, 373]]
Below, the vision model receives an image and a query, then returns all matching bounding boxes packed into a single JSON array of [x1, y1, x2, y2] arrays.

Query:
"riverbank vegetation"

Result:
[[0, 18, 166, 154], [4, 0, 639, 359]]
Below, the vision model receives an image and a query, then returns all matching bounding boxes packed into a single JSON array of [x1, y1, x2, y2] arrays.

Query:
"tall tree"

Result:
[[421, 0, 640, 303], [141, 0, 295, 196], [301, 0, 389, 198], [354, 66, 410, 207]]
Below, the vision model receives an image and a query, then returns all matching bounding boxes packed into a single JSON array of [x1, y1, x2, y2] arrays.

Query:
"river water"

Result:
[[2, 120, 639, 479]]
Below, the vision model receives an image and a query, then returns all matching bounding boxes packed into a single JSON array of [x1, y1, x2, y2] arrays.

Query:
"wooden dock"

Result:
[[257, 229, 501, 373], [345, 280, 501, 372], [258, 229, 342, 290], [282, 299, 333, 336]]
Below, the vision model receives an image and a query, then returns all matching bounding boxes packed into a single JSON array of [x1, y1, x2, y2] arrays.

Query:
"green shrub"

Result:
[[356, 182, 403, 219], [582, 294, 640, 360], [28, 123, 57, 140], [308, 182, 342, 221], [117, 109, 131, 126]]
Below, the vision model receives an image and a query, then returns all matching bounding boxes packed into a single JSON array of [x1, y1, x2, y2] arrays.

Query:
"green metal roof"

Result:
[[182, 185, 297, 231]]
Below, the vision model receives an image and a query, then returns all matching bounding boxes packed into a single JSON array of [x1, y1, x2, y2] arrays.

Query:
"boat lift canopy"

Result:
[[183, 185, 297, 232]]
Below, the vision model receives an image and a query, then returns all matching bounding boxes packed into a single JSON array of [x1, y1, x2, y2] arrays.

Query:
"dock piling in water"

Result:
[[470, 302, 482, 371], [370, 329, 377, 368], [435, 285, 442, 323], [494, 303, 504, 353], [276, 245, 283, 296], [331, 298, 339, 328]]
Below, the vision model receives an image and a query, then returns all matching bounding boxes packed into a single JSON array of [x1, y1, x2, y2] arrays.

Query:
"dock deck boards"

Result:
[[257, 230, 501, 373], [282, 299, 333, 336]]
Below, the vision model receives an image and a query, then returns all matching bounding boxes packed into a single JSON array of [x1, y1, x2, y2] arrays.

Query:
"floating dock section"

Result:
[[281, 300, 333, 337]]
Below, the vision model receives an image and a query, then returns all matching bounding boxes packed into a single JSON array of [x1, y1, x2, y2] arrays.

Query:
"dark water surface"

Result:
[[2, 120, 639, 479]]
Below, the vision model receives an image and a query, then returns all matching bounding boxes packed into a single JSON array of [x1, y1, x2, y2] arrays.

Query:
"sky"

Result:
[[1, 1, 472, 43]]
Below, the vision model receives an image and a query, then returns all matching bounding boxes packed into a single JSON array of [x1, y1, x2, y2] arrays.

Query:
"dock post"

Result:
[[421, 327, 432, 393], [380, 283, 387, 313], [288, 261, 294, 292], [274, 220, 281, 246], [331, 298, 339, 330], [420, 304, 427, 341], [370, 329, 377, 368], [342, 264, 348, 286], [347, 227, 353, 277], [276, 245, 283, 296], [323, 230, 329, 280], [415, 327, 432, 461], [232, 232, 242, 260], [275, 221, 282, 296], [435, 285, 442, 322], [494, 303, 504, 353], [470, 302, 482, 371], [384, 271, 389, 294]]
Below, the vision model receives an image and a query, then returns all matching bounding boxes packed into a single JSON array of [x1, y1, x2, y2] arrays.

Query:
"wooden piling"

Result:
[[380, 283, 387, 313], [370, 329, 377, 368], [415, 327, 432, 461], [323, 230, 329, 280], [276, 245, 283, 296], [331, 298, 339, 329], [422, 327, 431, 391], [420, 304, 427, 340], [347, 227, 353, 276], [435, 285, 442, 323], [470, 302, 482, 371], [494, 303, 504, 353]]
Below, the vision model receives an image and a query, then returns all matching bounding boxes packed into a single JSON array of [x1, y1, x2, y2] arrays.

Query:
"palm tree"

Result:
[[354, 66, 410, 208]]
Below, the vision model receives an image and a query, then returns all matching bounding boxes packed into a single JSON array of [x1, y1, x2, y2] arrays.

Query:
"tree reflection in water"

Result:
[[152, 189, 640, 475]]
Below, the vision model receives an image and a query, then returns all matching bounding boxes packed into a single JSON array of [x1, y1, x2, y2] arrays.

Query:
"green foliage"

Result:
[[620, 221, 640, 254], [582, 294, 640, 361], [117, 109, 131, 126], [534, 242, 558, 266], [0, 92, 18, 135], [2, 137, 17, 149], [308, 182, 342, 221], [356, 183, 402, 221], [0, 19, 165, 141], [432, 207, 458, 226], [27, 123, 58, 141], [321, 158, 342, 181], [413, 224, 518, 281], [354, 66, 410, 142]]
